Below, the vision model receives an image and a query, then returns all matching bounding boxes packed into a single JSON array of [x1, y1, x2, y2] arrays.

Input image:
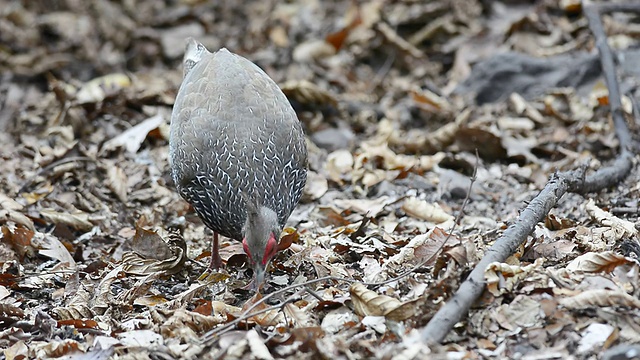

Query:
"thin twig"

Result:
[[201, 278, 331, 343]]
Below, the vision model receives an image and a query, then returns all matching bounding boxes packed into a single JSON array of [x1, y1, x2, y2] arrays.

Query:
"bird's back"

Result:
[[170, 45, 307, 240]]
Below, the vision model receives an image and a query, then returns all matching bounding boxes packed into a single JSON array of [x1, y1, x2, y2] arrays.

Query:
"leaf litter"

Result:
[[0, 0, 639, 359]]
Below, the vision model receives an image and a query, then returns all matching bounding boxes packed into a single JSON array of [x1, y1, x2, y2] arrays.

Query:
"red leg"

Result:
[[208, 232, 223, 270]]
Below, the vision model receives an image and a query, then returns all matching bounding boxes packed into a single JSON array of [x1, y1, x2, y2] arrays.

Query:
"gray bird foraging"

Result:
[[169, 38, 308, 286]]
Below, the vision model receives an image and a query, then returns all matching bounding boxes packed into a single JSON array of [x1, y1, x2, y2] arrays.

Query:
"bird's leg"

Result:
[[209, 232, 223, 270]]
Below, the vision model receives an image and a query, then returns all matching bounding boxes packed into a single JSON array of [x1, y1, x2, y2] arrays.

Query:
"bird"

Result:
[[169, 38, 308, 286]]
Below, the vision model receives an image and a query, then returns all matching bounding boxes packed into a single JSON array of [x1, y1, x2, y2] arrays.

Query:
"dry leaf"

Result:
[[1, 224, 36, 259], [293, 40, 337, 62], [281, 80, 338, 108], [334, 196, 396, 217], [40, 209, 93, 231], [325, 150, 354, 184], [101, 114, 164, 154], [33, 339, 82, 359], [105, 163, 128, 203], [0, 209, 35, 232], [33, 232, 76, 269], [585, 199, 637, 239], [159, 308, 226, 337], [485, 258, 545, 296], [350, 283, 417, 321], [75, 73, 131, 104], [121, 226, 187, 276], [303, 170, 328, 201], [566, 251, 631, 273], [410, 87, 451, 112], [402, 197, 454, 224], [559, 289, 640, 309]]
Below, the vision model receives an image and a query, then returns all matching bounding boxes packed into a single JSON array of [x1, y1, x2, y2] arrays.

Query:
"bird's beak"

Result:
[[253, 263, 266, 290]]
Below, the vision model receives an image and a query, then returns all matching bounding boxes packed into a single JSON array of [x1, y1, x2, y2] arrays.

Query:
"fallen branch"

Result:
[[419, 2, 637, 344]]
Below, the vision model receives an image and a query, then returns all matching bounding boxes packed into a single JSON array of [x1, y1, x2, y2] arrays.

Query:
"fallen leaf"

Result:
[[559, 289, 640, 309], [75, 73, 131, 104], [402, 197, 454, 224], [566, 251, 631, 273], [105, 162, 128, 203], [485, 259, 545, 296], [40, 209, 93, 231], [101, 114, 164, 154], [350, 283, 417, 321], [334, 196, 396, 217]]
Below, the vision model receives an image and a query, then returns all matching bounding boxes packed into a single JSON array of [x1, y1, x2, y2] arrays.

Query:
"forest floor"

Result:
[[1, 0, 640, 359]]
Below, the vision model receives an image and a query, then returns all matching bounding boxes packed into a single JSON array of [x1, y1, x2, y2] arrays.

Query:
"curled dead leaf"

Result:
[[33, 232, 76, 269], [278, 227, 299, 252], [350, 283, 417, 321], [566, 251, 631, 273], [559, 289, 640, 309], [159, 308, 227, 338], [325, 150, 354, 184], [0, 209, 36, 232], [122, 226, 187, 276], [410, 87, 451, 113], [293, 40, 337, 62], [485, 259, 545, 296], [1, 224, 36, 259], [40, 209, 94, 232], [74, 73, 131, 104], [56, 319, 99, 329], [402, 197, 454, 224], [281, 80, 338, 108], [585, 199, 637, 240], [303, 170, 328, 201]]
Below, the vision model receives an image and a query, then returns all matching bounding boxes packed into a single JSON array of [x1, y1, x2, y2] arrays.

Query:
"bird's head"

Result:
[[242, 203, 281, 286]]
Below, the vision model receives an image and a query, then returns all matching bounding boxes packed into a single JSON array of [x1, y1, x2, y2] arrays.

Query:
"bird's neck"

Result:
[[244, 205, 279, 240]]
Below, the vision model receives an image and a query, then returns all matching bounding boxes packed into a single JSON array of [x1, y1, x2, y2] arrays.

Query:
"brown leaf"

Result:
[[334, 196, 396, 217], [281, 80, 338, 108], [122, 225, 187, 276], [559, 289, 640, 309], [40, 209, 93, 231], [74, 73, 131, 104], [410, 88, 451, 112], [160, 308, 227, 337], [350, 283, 416, 321], [34, 232, 76, 268], [278, 227, 299, 252], [1, 225, 35, 260], [0, 303, 25, 319], [56, 319, 99, 329], [242, 292, 285, 327], [566, 251, 631, 273], [105, 162, 128, 203], [544, 213, 575, 230], [485, 259, 544, 296], [455, 128, 507, 161]]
